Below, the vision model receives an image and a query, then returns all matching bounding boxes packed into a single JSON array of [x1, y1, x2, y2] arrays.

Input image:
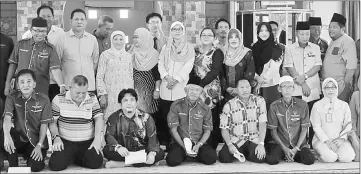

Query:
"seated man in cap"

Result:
[[1, 69, 53, 172], [266, 76, 315, 165], [308, 17, 328, 61], [166, 75, 217, 166], [321, 13, 357, 103], [102, 88, 165, 168], [218, 79, 268, 164], [4, 17, 65, 97]]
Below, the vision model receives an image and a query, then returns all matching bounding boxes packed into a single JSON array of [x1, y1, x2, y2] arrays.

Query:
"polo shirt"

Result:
[[167, 98, 213, 143], [220, 95, 267, 148], [52, 91, 103, 142], [284, 42, 322, 102], [267, 97, 310, 148], [3, 91, 53, 149], [22, 25, 65, 84], [55, 29, 99, 91], [0, 33, 14, 100], [9, 38, 61, 94]]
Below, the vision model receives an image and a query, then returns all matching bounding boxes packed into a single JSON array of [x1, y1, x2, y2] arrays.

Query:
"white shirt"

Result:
[[22, 25, 65, 84]]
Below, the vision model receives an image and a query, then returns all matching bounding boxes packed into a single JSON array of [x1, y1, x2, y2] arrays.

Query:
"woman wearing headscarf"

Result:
[[158, 21, 195, 145], [192, 27, 224, 149], [251, 22, 284, 109], [223, 28, 255, 102], [97, 30, 134, 120], [311, 78, 355, 162], [130, 28, 160, 115]]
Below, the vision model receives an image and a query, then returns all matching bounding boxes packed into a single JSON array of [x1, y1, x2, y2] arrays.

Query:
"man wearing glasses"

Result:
[[146, 13, 167, 53], [4, 17, 65, 96]]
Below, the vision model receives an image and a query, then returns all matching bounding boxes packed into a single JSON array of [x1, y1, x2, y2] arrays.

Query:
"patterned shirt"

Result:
[[267, 97, 310, 148], [220, 95, 267, 148], [52, 91, 103, 142]]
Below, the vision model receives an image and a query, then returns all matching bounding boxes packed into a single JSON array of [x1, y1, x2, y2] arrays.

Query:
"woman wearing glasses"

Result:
[[191, 27, 224, 149]]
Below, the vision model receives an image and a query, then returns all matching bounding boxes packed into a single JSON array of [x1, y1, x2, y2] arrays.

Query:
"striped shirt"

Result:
[[52, 91, 103, 142]]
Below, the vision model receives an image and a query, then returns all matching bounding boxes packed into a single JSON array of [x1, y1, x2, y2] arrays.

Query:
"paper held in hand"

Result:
[[184, 138, 197, 155], [233, 152, 246, 162], [125, 149, 147, 165]]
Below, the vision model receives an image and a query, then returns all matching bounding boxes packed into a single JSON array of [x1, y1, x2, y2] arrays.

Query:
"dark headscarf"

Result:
[[252, 22, 283, 75]]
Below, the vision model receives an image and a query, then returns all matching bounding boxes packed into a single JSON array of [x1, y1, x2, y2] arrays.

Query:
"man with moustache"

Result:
[[214, 18, 230, 51], [93, 15, 113, 55], [321, 13, 357, 102], [22, 5, 65, 100], [308, 17, 328, 62], [146, 13, 167, 53]]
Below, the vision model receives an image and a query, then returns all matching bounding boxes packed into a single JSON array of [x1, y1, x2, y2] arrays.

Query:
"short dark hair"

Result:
[[98, 15, 113, 27], [71, 75, 88, 86], [215, 18, 231, 29], [118, 88, 138, 103], [146, 13, 162, 23], [16, 69, 36, 82], [200, 27, 216, 37], [37, 5, 54, 17], [71, 8, 86, 19], [237, 79, 250, 87], [269, 21, 279, 27]]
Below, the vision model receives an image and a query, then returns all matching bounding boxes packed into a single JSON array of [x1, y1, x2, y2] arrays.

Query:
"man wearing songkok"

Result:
[[321, 13, 357, 102], [102, 88, 165, 168], [308, 17, 328, 61], [166, 75, 217, 166], [48, 75, 104, 171], [4, 17, 65, 96], [266, 76, 315, 165], [1, 69, 53, 172], [218, 79, 268, 164], [311, 77, 355, 162]]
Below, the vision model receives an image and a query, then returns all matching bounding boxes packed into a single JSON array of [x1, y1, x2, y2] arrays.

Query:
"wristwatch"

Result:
[[155, 88, 160, 92], [52, 134, 60, 141], [258, 142, 265, 146], [37, 143, 43, 148]]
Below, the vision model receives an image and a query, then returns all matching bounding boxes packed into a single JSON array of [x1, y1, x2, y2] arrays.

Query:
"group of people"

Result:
[[0, 4, 360, 172]]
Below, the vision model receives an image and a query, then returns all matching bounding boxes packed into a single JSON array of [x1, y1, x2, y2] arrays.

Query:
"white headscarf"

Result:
[[165, 21, 194, 62], [105, 30, 127, 58]]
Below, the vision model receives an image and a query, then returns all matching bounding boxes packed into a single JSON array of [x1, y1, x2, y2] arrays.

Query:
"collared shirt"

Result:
[[167, 98, 213, 143], [3, 91, 53, 149], [152, 34, 167, 53], [22, 25, 65, 84], [268, 97, 310, 148], [55, 29, 99, 91], [0, 33, 14, 99], [220, 95, 267, 148], [93, 29, 110, 55], [52, 91, 103, 142], [284, 42, 322, 102], [105, 109, 159, 153], [310, 38, 328, 62], [9, 38, 61, 94], [321, 34, 357, 94]]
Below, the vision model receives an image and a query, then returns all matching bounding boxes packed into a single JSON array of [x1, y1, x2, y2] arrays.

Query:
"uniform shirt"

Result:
[[321, 34, 357, 94], [52, 91, 103, 142], [311, 38, 328, 61], [9, 38, 61, 94], [167, 98, 213, 143], [268, 97, 310, 148], [3, 91, 53, 149], [284, 42, 322, 102], [0, 33, 14, 100], [22, 25, 65, 84], [93, 29, 110, 55], [220, 95, 267, 148], [55, 29, 99, 91]]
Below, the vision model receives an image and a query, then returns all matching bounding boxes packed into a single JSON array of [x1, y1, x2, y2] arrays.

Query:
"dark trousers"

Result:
[[48, 138, 103, 171], [103, 146, 165, 167], [219, 141, 266, 163], [48, 84, 60, 102], [338, 83, 353, 103], [206, 104, 222, 150], [0, 129, 46, 172], [157, 99, 173, 144], [265, 143, 315, 165], [166, 143, 217, 166]]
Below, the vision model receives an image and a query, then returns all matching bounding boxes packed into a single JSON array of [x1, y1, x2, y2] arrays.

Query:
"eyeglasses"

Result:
[[280, 85, 294, 90], [201, 34, 214, 38], [324, 86, 337, 90], [171, 28, 183, 32], [32, 29, 47, 34]]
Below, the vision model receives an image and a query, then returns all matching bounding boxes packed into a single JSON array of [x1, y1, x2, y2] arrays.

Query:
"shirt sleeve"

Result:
[[343, 40, 358, 69], [92, 96, 103, 118], [202, 108, 213, 131], [3, 95, 15, 118], [40, 97, 54, 124], [145, 114, 160, 153], [104, 114, 119, 149], [48, 45, 61, 70], [201, 49, 224, 87], [283, 46, 294, 68], [267, 104, 278, 129], [314, 45, 322, 66], [96, 53, 108, 96], [244, 51, 256, 86], [174, 48, 196, 82], [301, 104, 311, 128], [158, 45, 169, 79], [52, 96, 61, 119], [8, 42, 20, 64], [310, 104, 330, 143], [54, 33, 65, 61], [258, 97, 267, 123], [167, 102, 179, 128], [219, 102, 231, 130]]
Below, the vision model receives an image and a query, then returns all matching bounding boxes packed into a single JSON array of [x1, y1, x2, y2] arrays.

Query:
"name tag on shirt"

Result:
[[331, 47, 339, 55], [326, 113, 333, 123]]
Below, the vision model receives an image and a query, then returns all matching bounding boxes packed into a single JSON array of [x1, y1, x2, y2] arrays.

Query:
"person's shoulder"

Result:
[[35, 92, 50, 101], [269, 98, 282, 109], [341, 34, 355, 43], [52, 25, 64, 33], [17, 38, 31, 44], [197, 100, 210, 111], [293, 97, 308, 107], [171, 98, 186, 107], [108, 109, 122, 121], [308, 42, 320, 49], [8, 90, 20, 99], [320, 38, 328, 44], [85, 31, 97, 41]]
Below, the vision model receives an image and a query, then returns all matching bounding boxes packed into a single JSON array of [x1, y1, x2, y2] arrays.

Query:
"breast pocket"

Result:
[[29, 108, 43, 119], [84, 106, 93, 119]]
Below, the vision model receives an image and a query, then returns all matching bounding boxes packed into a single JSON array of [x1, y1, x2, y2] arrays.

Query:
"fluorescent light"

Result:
[[119, 9, 128, 18], [88, 10, 97, 19]]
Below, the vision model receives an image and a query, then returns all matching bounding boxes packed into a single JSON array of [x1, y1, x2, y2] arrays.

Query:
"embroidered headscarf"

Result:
[[103, 30, 127, 58], [132, 28, 159, 71], [165, 21, 194, 62], [224, 28, 250, 67]]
